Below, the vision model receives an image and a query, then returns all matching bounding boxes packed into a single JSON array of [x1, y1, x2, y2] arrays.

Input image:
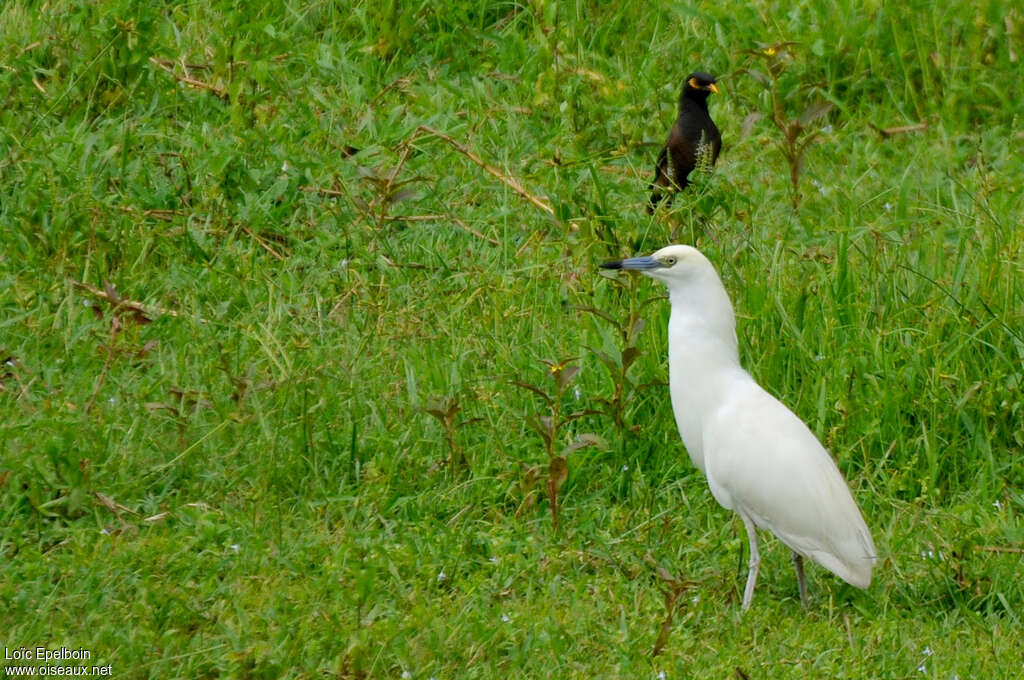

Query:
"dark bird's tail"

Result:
[[648, 146, 672, 214]]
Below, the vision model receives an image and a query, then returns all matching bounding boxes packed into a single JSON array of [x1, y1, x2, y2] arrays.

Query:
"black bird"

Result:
[[648, 72, 722, 212]]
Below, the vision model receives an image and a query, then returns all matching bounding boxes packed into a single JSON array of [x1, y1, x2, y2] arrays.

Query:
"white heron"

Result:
[[601, 244, 876, 609]]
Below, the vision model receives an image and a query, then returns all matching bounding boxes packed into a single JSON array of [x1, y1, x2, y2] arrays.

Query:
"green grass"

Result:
[[2, 0, 1023, 677]]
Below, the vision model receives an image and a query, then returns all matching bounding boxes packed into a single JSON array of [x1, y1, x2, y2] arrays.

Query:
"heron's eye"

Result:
[[663, 256, 678, 266]]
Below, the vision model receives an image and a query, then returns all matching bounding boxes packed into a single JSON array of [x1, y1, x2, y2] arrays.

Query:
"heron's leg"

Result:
[[740, 515, 760, 611], [792, 552, 808, 608]]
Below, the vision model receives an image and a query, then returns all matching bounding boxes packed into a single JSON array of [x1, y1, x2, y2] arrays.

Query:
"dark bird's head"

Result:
[[682, 71, 719, 102]]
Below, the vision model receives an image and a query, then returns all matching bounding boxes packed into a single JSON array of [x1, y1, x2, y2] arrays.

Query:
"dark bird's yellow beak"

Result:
[[708, 82, 720, 95]]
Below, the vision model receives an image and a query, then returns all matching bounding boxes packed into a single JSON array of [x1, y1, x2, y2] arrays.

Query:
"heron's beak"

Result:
[[600, 256, 661, 271]]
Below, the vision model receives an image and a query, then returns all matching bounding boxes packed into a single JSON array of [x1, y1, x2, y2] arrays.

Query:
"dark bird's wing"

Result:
[[648, 121, 695, 212]]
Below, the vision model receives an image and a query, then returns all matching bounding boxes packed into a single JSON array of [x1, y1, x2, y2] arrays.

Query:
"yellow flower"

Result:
[[764, 46, 777, 56]]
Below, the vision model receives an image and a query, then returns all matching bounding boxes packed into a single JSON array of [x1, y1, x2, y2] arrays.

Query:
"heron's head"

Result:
[[600, 245, 717, 290], [601, 244, 737, 348]]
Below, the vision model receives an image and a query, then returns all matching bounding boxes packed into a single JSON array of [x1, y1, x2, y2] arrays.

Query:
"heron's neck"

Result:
[[665, 284, 744, 469], [666, 302, 742, 401], [666, 285, 739, 369]]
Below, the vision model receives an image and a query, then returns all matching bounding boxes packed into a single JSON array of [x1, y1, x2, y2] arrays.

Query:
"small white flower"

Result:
[[814, 354, 825, 362], [501, 613, 511, 622], [993, 500, 1002, 510], [437, 570, 446, 582], [691, 594, 700, 604], [488, 556, 499, 564], [401, 671, 411, 679], [229, 543, 241, 553], [573, 387, 582, 400], [656, 671, 667, 680], [101, 527, 112, 535], [883, 202, 893, 212], [621, 465, 629, 472], [281, 161, 290, 172], [821, 124, 834, 133], [922, 646, 933, 656], [917, 664, 926, 673]]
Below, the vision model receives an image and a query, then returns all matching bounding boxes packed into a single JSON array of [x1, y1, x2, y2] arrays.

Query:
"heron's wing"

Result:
[[703, 379, 876, 587]]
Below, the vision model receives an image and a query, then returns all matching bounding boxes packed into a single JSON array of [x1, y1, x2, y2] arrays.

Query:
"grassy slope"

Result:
[[1, 0, 1022, 677]]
